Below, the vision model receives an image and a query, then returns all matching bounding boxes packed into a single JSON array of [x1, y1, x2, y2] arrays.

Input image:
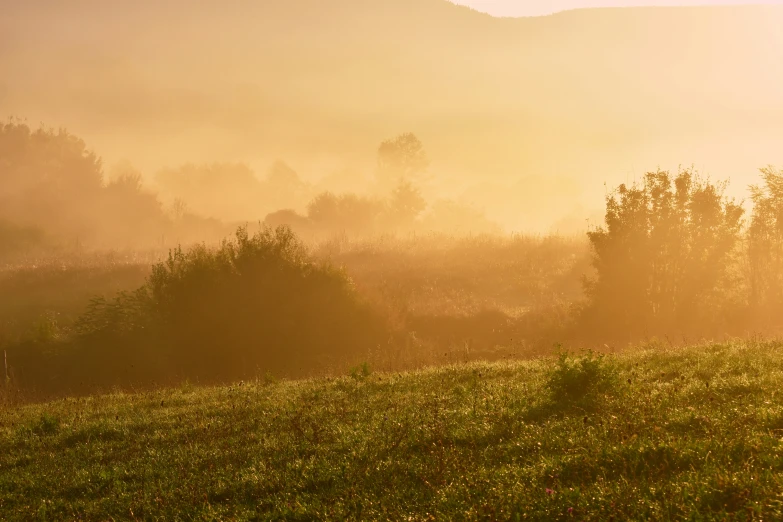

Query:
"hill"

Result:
[[2, 1, 782, 229], [2, 341, 782, 519]]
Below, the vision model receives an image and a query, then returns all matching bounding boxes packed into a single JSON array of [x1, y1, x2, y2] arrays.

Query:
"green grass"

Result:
[[2, 341, 783, 520]]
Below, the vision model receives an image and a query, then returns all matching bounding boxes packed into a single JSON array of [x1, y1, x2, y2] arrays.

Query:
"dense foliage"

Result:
[[583, 169, 745, 339], [72, 226, 388, 383]]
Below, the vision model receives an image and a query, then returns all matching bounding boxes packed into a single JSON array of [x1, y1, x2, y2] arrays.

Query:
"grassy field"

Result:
[[1, 341, 782, 520]]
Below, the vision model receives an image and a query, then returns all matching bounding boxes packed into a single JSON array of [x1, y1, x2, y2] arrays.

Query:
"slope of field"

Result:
[[1, 341, 782, 520]]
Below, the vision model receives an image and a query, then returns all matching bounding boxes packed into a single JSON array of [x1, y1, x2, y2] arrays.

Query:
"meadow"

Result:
[[3, 121, 783, 519], [1, 341, 781, 520], [3, 2, 783, 517]]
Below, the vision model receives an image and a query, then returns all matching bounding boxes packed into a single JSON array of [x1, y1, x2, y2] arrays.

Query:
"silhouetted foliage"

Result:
[[307, 192, 386, 236], [386, 180, 427, 229], [748, 166, 783, 324], [377, 133, 430, 189], [582, 169, 744, 339], [0, 120, 103, 237], [101, 165, 169, 246], [76, 226, 388, 381]]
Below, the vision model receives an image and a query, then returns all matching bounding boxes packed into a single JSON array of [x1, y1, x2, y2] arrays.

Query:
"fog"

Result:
[[2, 0, 781, 234]]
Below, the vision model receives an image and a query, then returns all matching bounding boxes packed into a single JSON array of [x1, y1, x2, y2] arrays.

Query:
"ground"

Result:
[[1, 341, 782, 520]]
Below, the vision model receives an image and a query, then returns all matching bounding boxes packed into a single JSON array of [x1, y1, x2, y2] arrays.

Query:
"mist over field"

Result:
[[2, 0, 782, 232], [2, 1, 783, 519]]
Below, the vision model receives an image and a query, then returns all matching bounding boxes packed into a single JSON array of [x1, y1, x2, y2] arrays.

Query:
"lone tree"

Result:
[[376, 133, 429, 189], [582, 169, 744, 339]]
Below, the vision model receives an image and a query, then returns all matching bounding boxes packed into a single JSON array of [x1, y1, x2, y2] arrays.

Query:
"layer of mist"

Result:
[[2, 1, 782, 231]]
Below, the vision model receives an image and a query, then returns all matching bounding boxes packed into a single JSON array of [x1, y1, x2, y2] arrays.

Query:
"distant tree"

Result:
[[748, 166, 783, 318], [0, 120, 104, 234], [267, 161, 301, 187], [265, 160, 311, 209], [377, 133, 430, 188], [102, 164, 168, 246], [264, 209, 312, 236], [307, 192, 384, 236], [583, 169, 744, 338], [171, 198, 189, 221], [385, 180, 427, 230]]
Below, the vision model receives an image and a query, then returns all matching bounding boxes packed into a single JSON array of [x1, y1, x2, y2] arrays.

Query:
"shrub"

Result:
[[546, 350, 619, 404], [349, 362, 372, 381], [76, 225, 389, 382], [31, 413, 60, 436]]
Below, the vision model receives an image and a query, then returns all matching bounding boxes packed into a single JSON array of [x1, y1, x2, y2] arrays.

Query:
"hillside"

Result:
[[2, 341, 783, 519], [2, 1, 782, 229]]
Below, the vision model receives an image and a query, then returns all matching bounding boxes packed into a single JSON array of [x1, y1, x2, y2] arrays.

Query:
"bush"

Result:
[[582, 169, 744, 340], [76, 225, 388, 382], [546, 350, 619, 405]]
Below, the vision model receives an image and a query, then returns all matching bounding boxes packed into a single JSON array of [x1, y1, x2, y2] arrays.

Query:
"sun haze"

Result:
[[5, 1, 783, 518], [452, 0, 783, 17]]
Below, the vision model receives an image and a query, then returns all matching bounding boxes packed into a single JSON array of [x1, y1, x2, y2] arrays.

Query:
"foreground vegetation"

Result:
[[2, 341, 782, 520]]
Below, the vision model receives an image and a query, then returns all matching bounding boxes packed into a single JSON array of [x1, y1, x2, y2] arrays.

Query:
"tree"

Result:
[[583, 169, 744, 338], [0, 120, 104, 234], [307, 192, 384, 236], [265, 160, 311, 209], [748, 166, 783, 317], [376, 133, 430, 188], [386, 180, 427, 229], [102, 164, 169, 246]]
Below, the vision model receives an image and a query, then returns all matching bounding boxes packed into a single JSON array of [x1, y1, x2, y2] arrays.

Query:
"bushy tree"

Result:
[[385, 180, 427, 230], [0, 120, 104, 235], [377, 133, 430, 189], [307, 192, 385, 236], [100, 165, 170, 246], [265, 161, 311, 209], [748, 166, 783, 318], [583, 169, 743, 338]]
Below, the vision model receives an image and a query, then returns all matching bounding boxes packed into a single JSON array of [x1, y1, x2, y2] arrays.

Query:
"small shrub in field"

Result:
[[263, 371, 278, 385], [546, 349, 619, 404], [349, 362, 372, 381], [30, 413, 60, 436]]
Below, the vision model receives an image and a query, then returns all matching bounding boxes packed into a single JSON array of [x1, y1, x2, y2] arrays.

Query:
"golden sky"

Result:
[[452, 0, 783, 16]]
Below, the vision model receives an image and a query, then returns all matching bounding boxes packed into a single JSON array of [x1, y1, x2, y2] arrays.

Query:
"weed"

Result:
[[546, 348, 620, 404], [263, 371, 278, 385], [349, 362, 372, 381], [30, 413, 60, 436]]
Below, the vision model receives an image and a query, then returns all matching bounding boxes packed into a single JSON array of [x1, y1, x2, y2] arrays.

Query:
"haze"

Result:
[[2, 0, 783, 231], [453, 0, 783, 17]]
